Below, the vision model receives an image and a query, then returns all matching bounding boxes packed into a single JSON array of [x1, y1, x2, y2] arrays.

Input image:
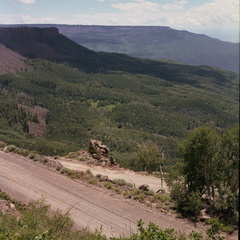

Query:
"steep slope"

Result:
[[0, 44, 28, 74]]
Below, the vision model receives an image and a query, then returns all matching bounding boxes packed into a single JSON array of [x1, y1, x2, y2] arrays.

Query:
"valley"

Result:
[[0, 26, 238, 239]]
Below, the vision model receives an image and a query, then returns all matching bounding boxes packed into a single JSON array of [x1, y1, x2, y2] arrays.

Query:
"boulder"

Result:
[[88, 139, 116, 165], [199, 209, 211, 221], [139, 184, 150, 191]]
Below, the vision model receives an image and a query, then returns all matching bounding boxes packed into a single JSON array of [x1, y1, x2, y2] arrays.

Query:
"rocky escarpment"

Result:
[[0, 27, 59, 42], [0, 27, 68, 60]]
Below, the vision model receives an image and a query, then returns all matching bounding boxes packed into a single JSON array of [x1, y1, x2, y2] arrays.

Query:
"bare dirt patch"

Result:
[[0, 44, 29, 75], [18, 104, 48, 137]]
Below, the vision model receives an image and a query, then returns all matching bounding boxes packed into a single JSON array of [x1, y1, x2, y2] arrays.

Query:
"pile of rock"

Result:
[[88, 139, 117, 165], [0, 200, 16, 214]]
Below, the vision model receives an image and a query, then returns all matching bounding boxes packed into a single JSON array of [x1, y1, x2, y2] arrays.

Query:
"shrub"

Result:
[[88, 178, 97, 185], [133, 193, 146, 203], [0, 141, 6, 149], [28, 153, 36, 159], [5, 145, 17, 153], [154, 194, 171, 203], [174, 190, 203, 221], [104, 182, 113, 189], [114, 187, 121, 194], [112, 178, 131, 186], [86, 169, 93, 175]]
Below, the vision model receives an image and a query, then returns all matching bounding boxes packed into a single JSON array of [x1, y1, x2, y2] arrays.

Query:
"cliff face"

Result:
[[0, 27, 59, 42], [0, 27, 66, 60]]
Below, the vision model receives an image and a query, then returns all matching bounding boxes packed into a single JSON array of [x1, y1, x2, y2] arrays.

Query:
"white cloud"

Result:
[[112, 0, 159, 13], [108, 0, 239, 30], [0, 14, 34, 24], [1, 0, 239, 32], [0, 14, 57, 24], [173, 0, 239, 29], [18, 0, 35, 4]]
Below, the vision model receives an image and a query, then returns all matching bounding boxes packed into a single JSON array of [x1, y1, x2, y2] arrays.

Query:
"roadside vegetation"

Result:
[[0, 124, 238, 237], [0, 191, 227, 240]]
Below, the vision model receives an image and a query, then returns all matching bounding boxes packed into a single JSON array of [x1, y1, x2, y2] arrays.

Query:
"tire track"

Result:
[[0, 151, 204, 237]]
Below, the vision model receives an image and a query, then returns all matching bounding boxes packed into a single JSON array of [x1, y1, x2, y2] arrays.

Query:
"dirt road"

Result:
[[0, 151, 209, 237], [55, 158, 169, 193]]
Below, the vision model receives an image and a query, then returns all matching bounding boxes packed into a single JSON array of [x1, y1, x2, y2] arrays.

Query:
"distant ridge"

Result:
[[0, 26, 237, 89], [57, 25, 239, 73], [0, 24, 239, 73]]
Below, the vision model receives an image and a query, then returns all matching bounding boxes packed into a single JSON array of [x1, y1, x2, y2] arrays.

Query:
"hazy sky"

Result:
[[1, 0, 239, 42]]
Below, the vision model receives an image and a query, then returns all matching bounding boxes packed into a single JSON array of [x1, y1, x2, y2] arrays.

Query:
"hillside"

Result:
[[1, 24, 239, 73], [56, 25, 239, 73], [0, 44, 28, 74], [0, 27, 239, 168]]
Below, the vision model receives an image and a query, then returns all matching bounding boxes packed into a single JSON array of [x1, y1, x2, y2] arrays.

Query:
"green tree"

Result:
[[215, 125, 239, 219], [135, 140, 163, 173], [179, 126, 220, 199]]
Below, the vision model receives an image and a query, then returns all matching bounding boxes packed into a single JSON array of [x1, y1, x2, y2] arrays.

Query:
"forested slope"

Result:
[[0, 27, 238, 168]]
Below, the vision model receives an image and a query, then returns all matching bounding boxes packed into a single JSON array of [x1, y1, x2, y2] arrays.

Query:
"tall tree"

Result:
[[179, 126, 220, 198], [135, 140, 163, 173], [216, 125, 239, 213]]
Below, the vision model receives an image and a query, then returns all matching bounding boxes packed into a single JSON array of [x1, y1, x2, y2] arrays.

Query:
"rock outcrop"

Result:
[[139, 184, 150, 191], [88, 139, 116, 165]]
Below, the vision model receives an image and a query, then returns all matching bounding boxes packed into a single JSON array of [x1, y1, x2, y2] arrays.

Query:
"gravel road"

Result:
[[0, 151, 211, 237], [55, 158, 169, 193]]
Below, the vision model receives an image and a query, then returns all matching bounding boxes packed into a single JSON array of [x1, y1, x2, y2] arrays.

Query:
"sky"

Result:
[[1, 0, 239, 42]]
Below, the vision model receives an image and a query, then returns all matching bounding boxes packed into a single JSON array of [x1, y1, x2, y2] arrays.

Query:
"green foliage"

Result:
[[175, 189, 203, 221], [215, 125, 239, 219], [104, 182, 113, 189], [112, 179, 133, 187], [0, 194, 231, 240], [174, 126, 239, 223], [205, 218, 235, 235], [0, 58, 238, 166], [179, 126, 220, 196], [0, 198, 101, 240], [134, 140, 163, 173], [126, 219, 217, 240]]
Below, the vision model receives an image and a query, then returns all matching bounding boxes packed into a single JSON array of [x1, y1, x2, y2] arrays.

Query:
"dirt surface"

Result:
[[0, 44, 28, 74], [0, 151, 238, 239], [18, 104, 48, 137], [55, 158, 169, 193]]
